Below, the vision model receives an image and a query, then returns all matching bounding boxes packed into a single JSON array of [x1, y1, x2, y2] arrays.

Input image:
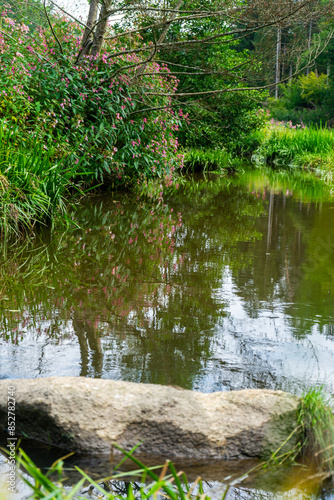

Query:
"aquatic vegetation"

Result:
[[13, 446, 212, 500], [297, 387, 334, 474], [0, 9, 184, 185]]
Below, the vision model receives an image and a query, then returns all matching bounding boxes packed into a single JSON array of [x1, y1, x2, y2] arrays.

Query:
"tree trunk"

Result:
[[78, 0, 99, 61], [306, 20, 312, 76], [281, 39, 286, 82], [91, 0, 112, 58], [275, 26, 281, 99]]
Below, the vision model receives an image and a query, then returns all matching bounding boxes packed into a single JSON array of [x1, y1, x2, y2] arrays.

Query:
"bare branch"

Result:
[[136, 0, 183, 77], [105, 0, 315, 61], [135, 35, 333, 98], [47, 0, 89, 28], [44, 0, 63, 55]]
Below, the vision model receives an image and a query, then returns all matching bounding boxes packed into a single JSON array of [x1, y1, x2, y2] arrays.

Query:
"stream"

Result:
[[1, 167, 334, 498]]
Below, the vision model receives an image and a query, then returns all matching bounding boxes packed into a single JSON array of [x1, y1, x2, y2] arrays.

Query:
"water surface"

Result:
[[1, 169, 334, 395]]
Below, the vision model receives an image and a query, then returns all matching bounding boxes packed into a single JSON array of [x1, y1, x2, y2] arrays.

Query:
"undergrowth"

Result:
[[0, 120, 89, 238], [248, 125, 334, 180], [183, 148, 244, 172]]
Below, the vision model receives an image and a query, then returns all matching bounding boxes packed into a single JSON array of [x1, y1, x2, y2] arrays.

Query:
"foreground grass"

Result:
[[15, 445, 212, 500], [298, 388, 334, 473]]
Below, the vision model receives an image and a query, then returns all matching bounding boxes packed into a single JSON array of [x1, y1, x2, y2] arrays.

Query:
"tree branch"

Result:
[[44, 0, 63, 55]]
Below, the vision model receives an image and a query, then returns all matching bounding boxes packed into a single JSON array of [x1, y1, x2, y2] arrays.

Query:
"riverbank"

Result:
[[0, 122, 88, 240], [2, 109, 334, 241], [247, 124, 334, 179], [183, 124, 334, 185]]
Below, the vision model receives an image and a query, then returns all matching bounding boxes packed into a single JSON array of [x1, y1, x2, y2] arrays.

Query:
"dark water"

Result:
[[1, 169, 334, 395], [1, 168, 334, 498]]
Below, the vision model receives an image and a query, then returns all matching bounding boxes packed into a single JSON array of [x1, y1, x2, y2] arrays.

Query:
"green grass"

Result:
[[297, 387, 334, 473], [0, 120, 90, 239], [183, 148, 244, 172], [184, 127, 334, 185], [248, 125, 334, 179], [13, 445, 212, 500]]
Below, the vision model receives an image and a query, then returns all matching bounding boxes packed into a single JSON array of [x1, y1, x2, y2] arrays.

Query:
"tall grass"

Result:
[[0, 121, 88, 238], [183, 148, 244, 172], [297, 388, 334, 474], [185, 127, 334, 182], [250, 125, 334, 174]]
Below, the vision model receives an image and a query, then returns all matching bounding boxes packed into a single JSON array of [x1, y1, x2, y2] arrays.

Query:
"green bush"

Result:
[[178, 93, 267, 150], [183, 148, 244, 172], [0, 11, 184, 189], [269, 105, 329, 127], [268, 72, 330, 126]]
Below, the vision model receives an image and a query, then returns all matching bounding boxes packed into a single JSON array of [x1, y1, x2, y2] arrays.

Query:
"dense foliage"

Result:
[[269, 72, 333, 126], [2, 0, 334, 236], [126, 11, 267, 149], [0, 5, 189, 235], [0, 9, 184, 187]]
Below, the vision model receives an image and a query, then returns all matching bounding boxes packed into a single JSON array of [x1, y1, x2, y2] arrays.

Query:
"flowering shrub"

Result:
[[0, 9, 184, 186]]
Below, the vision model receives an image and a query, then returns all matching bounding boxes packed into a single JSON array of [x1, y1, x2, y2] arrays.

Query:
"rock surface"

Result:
[[0, 377, 299, 461]]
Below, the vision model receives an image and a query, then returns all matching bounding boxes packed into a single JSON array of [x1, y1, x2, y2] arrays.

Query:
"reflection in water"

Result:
[[0, 169, 334, 395], [73, 311, 103, 377]]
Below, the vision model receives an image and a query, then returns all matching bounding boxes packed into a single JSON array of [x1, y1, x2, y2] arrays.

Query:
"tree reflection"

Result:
[[0, 175, 264, 384], [73, 311, 104, 377], [2, 170, 333, 388]]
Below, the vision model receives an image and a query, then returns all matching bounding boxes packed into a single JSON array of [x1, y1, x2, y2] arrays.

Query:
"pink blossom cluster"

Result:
[[0, 8, 185, 184]]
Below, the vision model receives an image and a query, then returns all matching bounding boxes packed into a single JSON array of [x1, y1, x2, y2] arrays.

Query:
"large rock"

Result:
[[0, 377, 299, 461]]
